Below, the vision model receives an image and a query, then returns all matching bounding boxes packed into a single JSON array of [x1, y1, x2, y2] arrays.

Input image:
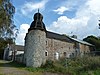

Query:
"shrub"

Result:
[[24, 56, 100, 75], [41, 60, 54, 68]]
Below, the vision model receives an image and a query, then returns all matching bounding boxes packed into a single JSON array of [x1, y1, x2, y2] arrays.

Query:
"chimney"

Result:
[[71, 35, 77, 39]]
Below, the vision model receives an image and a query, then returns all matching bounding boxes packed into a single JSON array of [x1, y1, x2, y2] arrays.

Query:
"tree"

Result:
[[0, 0, 16, 59], [83, 35, 100, 51], [0, 0, 15, 38]]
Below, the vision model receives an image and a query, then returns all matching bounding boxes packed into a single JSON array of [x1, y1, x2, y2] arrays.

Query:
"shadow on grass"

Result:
[[0, 60, 25, 68]]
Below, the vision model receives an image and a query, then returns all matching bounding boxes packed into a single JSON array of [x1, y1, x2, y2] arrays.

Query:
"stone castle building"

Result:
[[23, 11, 94, 67]]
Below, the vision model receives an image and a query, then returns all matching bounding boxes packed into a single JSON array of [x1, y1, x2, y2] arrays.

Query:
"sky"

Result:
[[12, 0, 100, 45]]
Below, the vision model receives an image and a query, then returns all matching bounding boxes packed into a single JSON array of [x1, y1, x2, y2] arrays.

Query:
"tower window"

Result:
[[45, 51, 48, 56], [46, 41, 47, 45]]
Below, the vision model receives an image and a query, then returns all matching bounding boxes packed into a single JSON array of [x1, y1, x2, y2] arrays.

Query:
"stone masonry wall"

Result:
[[79, 43, 90, 56], [24, 30, 46, 67], [46, 38, 75, 60]]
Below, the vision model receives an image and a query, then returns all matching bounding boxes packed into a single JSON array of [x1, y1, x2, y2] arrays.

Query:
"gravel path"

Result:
[[0, 60, 34, 75], [0, 60, 67, 75]]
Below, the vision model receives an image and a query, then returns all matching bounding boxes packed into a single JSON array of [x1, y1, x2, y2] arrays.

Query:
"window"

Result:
[[55, 52, 59, 60], [69, 47, 70, 50], [72, 53, 74, 58], [45, 51, 48, 56], [63, 52, 66, 56], [8, 48, 9, 51], [84, 51, 85, 54], [46, 41, 47, 45], [75, 50, 77, 56]]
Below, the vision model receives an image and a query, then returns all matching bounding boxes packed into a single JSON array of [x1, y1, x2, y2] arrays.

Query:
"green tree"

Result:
[[0, 0, 15, 38], [99, 20, 100, 29], [83, 35, 100, 51], [0, 0, 16, 59]]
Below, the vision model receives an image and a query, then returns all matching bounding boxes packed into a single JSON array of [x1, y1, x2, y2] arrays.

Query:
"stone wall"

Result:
[[46, 38, 75, 60], [79, 43, 90, 56], [24, 30, 46, 67]]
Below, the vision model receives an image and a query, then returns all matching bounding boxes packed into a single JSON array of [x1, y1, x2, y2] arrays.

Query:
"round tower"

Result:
[[24, 11, 46, 67]]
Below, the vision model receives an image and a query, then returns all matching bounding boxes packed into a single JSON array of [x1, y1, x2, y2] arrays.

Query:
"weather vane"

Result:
[[38, 8, 39, 13]]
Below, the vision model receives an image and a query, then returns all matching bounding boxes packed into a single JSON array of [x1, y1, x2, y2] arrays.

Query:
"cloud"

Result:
[[15, 24, 30, 45], [86, 0, 100, 15], [48, 0, 100, 39], [53, 6, 69, 15], [47, 16, 89, 35], [15, 0, 100, 45], [21, 0, 48, 15]]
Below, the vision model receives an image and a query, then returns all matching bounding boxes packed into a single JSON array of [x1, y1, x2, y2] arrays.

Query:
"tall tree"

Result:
[[0, 0, 15, 38], [0, 0, 16, 59], [83, 35, 100, 51]]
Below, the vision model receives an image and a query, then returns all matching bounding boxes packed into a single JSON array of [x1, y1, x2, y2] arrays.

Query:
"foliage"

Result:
[[8, 61, 26, 68], [0, 0, 16, 58], [41, 56, 100, 75], [0, 38, 13, 53], [41, 60, 54, 68], [2, 56, 100, 75], [0, 0, 15, 38], [99, 20, 100, 29], [83, 35, 100, 51], [0, 37, 14, 59]]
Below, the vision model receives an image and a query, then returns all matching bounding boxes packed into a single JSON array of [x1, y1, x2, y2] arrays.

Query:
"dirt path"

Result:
[[0, 60, 34, 75], [0, 60, 67, 75]]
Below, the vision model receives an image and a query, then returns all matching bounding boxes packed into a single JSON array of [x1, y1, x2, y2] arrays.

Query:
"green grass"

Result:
[[8, 61, 26, 68], [2, 56, 100, 75]]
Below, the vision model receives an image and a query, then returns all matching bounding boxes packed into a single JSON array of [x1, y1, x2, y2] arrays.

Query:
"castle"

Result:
[[3, 11, 94, 67], [23, 11, 94, 67]]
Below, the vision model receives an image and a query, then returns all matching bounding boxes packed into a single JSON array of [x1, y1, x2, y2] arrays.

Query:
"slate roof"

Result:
[[69, 37, 93, 46], [14, 32, 93, 49], [15, 45, 24, 51], [46, 31, 73, 43], [46, 31, 93, 46], [10, 44, 24, 51]]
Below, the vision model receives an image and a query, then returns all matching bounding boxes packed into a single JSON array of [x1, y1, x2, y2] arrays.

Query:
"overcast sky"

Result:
[[12, 0, 100, 45]]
